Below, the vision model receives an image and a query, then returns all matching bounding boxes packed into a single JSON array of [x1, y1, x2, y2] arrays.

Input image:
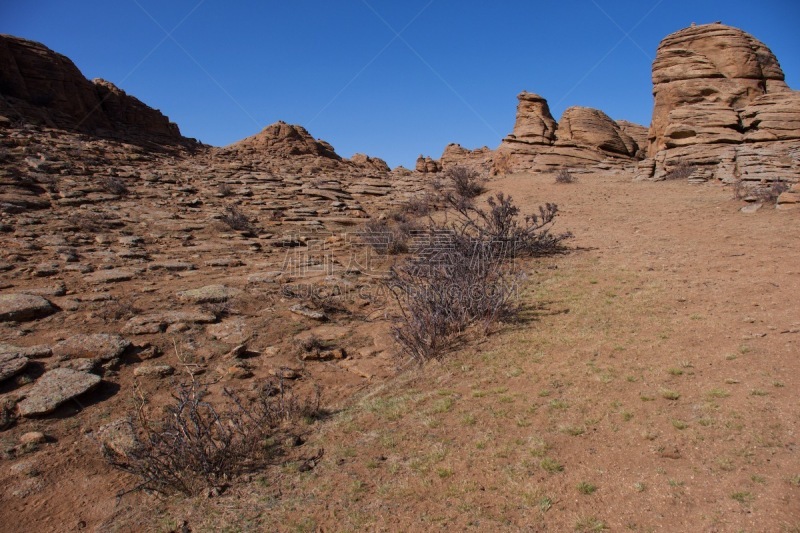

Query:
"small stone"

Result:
[[17, 368, 102, 417], [0, 294, 55, 322], [133, 364, 175, 378], [268, 367, 301, 380], [289, 304, 326, 321], [147, 261, 196, 272], [740, 203, 763, 213], [123, 311, 217, 335], [19, 431, 47, 446]]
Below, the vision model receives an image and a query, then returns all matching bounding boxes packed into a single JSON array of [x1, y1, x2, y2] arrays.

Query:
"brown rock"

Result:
[[229, 121, 341, 159], [52, 333, 130, 361], [502, 91, 557, 147], [0, 35, 186, 146], [17, 368, 101, 417], [556, 106, 639, 156], [0, 293, 55, 322]]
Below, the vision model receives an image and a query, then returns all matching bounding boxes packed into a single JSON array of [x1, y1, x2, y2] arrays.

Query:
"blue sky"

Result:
[[3, 1, 799, 168]]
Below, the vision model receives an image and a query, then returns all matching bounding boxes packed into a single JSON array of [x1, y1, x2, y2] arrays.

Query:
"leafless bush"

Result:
[[554, 169, 576, 184], [359, 217, 420, 255], [386, 193, 569, 362], [448, 192, 571, 258], [103, 380, 320, 496], [217, 183, 233, 197], [663, 161, 696, 181], [220, 206, 257, 234], [386, 234, 519, 362], [102, 176, 129, 196], [396, 193, 436, 218], [1, 399, 16, 431], [446, 166, 486, 202]]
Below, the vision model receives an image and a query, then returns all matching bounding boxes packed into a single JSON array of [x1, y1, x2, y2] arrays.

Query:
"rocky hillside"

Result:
[[0, 34, 187, 147]]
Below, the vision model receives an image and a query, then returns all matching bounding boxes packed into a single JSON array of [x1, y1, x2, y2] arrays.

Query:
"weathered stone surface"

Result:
[[649, 23, 788, 155], [177, 284, 242, 304], [415, 155, 441, 173], [439, 144, 494, 173], [0, 293, 55, 322], [133, 364, 174, 378], [52, 333, 130, 361], [289, 304, 326, 321], [124, 311, 217, 335], [17, 368, 101, 417], [85, 268, 138, 284], [556, 107, 639, 157], [503, 92, 557, 147], [0, 352, 28, 382], [348, 153, 390, 172], [640, 23, 800, 184]]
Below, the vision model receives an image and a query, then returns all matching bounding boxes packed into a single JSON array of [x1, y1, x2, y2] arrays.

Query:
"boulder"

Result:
[[52, 333, 130, 361], [17, 368, 101, 417], [0, 293, 55, 322]]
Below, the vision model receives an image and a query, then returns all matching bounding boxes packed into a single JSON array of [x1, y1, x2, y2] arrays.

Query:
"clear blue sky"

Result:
[[3, 1, 799, 168]]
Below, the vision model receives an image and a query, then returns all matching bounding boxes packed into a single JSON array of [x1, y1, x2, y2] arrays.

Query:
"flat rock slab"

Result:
[[17, 368, 102, 417], [0, 352, 29, 382], [0, 293, 55, 322], [177, 284, 242, 304], [0, 343, 52, 359], [147, 261, 196, 271], [52, 333, 130, 361], [85, 268, 139, 284], [124, 311, 217, 334], [133, 364, 175, 378]]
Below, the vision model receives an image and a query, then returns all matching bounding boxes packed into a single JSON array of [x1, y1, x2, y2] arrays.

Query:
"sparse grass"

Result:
[[671, 419, 688, 430], [730, 491, 754, 504], [577, 481, 597, 495], [750, 389, 769, 397], [575, 516, 607, 532], [667, 368, 683, 376], [555, 169, 577, 184], [633, 481, 646, 492], [707, 388, 730, 399], [540, 457, 564, 473], [660, 389, 680, 401]]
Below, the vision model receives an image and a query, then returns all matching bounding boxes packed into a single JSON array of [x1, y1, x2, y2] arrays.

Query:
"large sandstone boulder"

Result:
[[556, 107, 639, 157], [0, 34, 186, 145], [639, 23, 800, 185], [648, 23, 788, 155], [501, 92, 557, 149]]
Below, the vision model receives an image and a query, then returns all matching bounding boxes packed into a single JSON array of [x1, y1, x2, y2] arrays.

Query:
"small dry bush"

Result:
[[386, 193, 570, 362], [102, 176, 129, 196], [217, 183, 234, 197], [359, 217, 420, 255], [663, 161, 696, 181], [446, 165, 486, 201], [221, 206, 257, 234], [554, 169, 576, 184], [103, 380, 320, 496]]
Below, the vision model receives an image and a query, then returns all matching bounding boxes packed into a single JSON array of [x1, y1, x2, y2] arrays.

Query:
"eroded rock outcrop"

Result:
[[230, 121, 341, 160], [439, 144, 494, 173], [495, 92, 644, 173], [0, 34, 186, 146], [639, 23, 800, 185]]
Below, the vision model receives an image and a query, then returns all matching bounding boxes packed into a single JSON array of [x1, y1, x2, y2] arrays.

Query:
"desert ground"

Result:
[[1, 165, 798, 532]]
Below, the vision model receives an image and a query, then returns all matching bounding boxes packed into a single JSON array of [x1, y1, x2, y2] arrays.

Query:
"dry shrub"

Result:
[[359, 217, 420, 255], [663, 161, 696, 181], [732, 179, 790, 204], [554, 169, 576, 184], [221, 206, 257, 234], [102, 176, 129, 196], [217, 183, 233, 197], [386, 193, 570, 362], [0, 399, 16, 431], [103, 380, 320, 496], [445, 165, 486, 201]]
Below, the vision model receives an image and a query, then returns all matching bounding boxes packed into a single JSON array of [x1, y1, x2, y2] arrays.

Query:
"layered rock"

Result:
[[415, 155, 441, 173], [439, 144, 494, 173], [495, 92, 644, 173], [230, 121, 341, 160], [0, 34, 186, 146], [640, 23, 800, 185]]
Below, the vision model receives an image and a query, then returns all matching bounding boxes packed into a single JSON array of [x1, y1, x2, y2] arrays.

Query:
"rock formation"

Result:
[[439, 144, 494, 174], [495, 92, 645, 173], [0, 34, 186, 146], [638, 23, 800, 185], [230, 121, 341, 160], [415, 155, 441, 173]]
